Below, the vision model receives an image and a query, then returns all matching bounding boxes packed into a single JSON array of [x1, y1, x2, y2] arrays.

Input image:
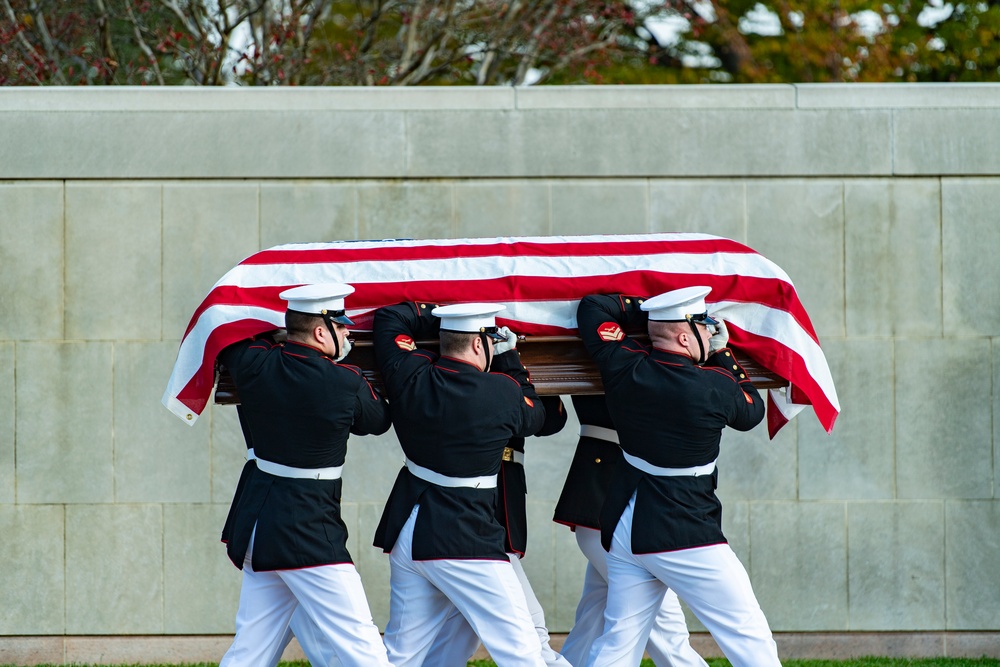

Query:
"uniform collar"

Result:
[[437, 355, 485, 373], [284, 340, 332, 359], [650, 347, 696, 366]]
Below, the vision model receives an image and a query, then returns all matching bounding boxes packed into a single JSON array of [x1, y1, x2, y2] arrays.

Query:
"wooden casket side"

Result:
[[214, 333, 785, 405]]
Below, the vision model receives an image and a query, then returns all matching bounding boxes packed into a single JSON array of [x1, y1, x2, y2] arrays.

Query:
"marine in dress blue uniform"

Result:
[[372, 301, 549, 667], [553, 395, 708, 667], [577, 287, 781, 667], [425, 393, 571, 667], [222, 393, 349, 667], [218, 283, 393, 667]]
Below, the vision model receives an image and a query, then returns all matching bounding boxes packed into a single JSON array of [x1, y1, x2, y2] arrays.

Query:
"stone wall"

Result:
[[1, 84, 999, 661]]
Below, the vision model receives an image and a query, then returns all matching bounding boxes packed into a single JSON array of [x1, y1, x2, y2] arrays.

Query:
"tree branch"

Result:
[[124, 0, 166, 84], [25, 0, 67, 83]]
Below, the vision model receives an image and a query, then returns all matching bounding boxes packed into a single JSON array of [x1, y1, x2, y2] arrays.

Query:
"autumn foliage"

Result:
[[1, 0, 998, 86]]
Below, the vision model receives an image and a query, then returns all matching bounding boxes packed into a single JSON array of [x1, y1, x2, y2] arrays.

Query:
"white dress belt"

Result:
[[405, 458, 497, 489], [621, 451, 717, 477], [247, 448, 256, 461], [255, 455, 344, 480], [579, 424, 620, 444]]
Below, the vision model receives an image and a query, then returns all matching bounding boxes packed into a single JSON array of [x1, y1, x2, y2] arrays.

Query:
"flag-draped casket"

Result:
[[162, 234, 839, 438]]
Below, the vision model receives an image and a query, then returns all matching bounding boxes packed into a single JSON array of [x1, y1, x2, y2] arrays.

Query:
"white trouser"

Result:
[[383, 505, 546, 667], [220, 530, 390, 667], [586, 496, 780, 667], [422, 553, 571, 667], [560, 527, 707, 667], [265, 608, 343, 667]]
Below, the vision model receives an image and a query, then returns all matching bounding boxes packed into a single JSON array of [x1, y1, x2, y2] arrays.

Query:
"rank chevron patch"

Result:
[[598, 322, 624, 342]]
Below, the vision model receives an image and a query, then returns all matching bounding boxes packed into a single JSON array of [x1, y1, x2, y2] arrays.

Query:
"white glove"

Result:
[[708, 319, 729, 354], [494, 326, 518, 355]]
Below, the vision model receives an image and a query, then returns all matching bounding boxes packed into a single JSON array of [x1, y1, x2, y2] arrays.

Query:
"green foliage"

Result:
[[3, 0, 999, 84], [610, 0, 1000, 83]]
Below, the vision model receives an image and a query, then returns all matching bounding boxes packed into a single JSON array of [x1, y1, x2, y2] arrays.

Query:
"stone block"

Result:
[[896, 110, 1000, 175], [0, 343, 12, 504], [355, 501, 392, 630], [795, 83, 1000, 108], [996, 344, 1000, 496], [716, 415, 797, 501], [65, 183, 162, 340], [162, 183, 261, 338], [341, 429, 406, 504], [649, 181, 747, 242], [405, 111, 528, 177], [946, 631, 1000, 658], [551, 522, 589, 633], [0, 638, 64, 664], [340, 501, 361, 564], [522, 501, 559, 625], [848, 502, 945, 629], [0, 182, 64, 340], [0, 87, 514, 112], [747, 180, 845, 338], [163, 504, 240, 633], [533, 109, 890, 178], [407, 109, 890, 178], [0, 108, 407, 179], [942, 179, 1000, 336], [523, 407, 578, 504], [66, 504, 164, 633], [208, 403, 249, 504], [453, 181, 551, 237], [516, 85, 795, 110], [115, 342, 211, 503], [63, 636, 235, 665], [945, 500, 1000, 629], [845, 179, 942, 337], [550, 181, 648, 236], [749, 502, 848, 631], [357, 182, 454, 241], [895, 339, 992, 499], [0, 505, 65, 633], [260, 182, 359, 248], [16, 342, 114, 503], [798, 339, 895, 500]]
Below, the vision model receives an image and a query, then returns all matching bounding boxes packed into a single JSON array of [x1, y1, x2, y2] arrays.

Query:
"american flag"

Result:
[[162, 233, 839, 437]]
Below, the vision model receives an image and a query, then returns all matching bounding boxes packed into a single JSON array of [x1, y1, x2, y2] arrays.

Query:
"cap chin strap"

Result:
[[479, 333, 492, 372], [322, 312, 341, 361], [687, 318, 707, 365]]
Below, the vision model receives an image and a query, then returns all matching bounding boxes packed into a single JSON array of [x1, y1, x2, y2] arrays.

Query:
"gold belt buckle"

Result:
[[502, 447, 514, 462]]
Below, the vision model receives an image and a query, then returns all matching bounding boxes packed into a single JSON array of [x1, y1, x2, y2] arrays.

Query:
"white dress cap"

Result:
[[279, 283, 356, 324], [641, 286, 713, 322], [432, 303, 506, 333]]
